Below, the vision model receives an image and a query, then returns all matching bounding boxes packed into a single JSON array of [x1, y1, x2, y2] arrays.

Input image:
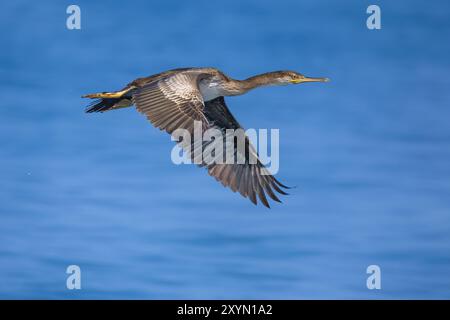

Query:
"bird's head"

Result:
[[277, 71, 329, 85]]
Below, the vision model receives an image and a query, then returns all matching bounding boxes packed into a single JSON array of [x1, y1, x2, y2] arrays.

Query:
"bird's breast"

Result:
[[199, 81, 225, 102]]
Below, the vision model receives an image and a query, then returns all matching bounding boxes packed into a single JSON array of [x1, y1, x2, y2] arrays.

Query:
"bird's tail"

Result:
[[83, 88, 134, 113], [84, 98, 130, 113]]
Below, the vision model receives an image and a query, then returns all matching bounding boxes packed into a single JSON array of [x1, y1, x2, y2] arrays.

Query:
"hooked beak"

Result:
[[291, 76, 330, 84]]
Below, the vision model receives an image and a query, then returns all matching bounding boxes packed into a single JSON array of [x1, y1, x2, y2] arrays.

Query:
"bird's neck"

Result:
[[224, 73, 280, 96], [240, 73, 280, 91]]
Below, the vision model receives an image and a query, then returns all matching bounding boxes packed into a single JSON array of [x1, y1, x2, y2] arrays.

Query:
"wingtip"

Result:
[[273, 177, 293, 189]]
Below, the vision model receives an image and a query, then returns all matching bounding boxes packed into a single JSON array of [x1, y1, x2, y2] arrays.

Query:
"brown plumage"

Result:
[[83, 67, 328, 208]]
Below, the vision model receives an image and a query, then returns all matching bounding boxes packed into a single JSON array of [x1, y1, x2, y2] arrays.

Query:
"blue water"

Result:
[[1, 0, 450, 299]]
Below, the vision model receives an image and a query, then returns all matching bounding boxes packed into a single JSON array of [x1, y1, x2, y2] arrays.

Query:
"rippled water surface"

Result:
[[1, 0, 450, 298]]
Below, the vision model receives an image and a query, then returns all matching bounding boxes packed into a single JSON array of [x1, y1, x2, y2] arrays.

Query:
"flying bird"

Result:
[[83, 67, 328, 208]]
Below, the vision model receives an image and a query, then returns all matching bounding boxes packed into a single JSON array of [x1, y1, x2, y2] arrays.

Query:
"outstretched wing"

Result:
[[132, 72, 288, 207], [201, 97, 289, 208]]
